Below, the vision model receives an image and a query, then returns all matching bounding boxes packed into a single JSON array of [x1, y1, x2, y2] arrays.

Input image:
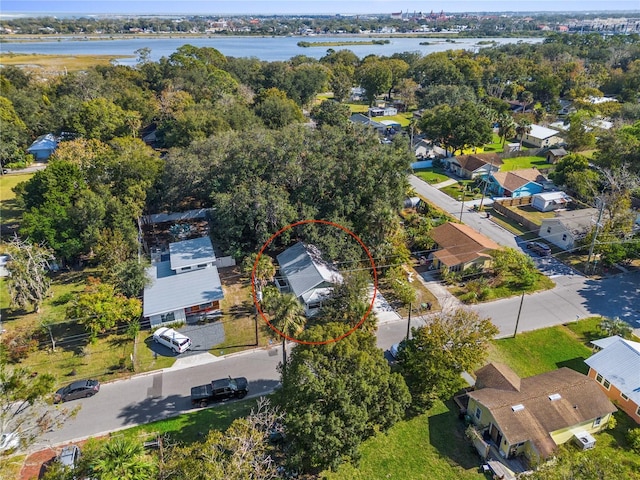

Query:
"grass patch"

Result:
[[0, 172, 34, 228], [413, 168, 451, 185], [440, 182, 484, 201], [209, 267, 274, 356], [134, 333, 176, 372], [324, 401, 485, 480], [487, 323, 594, 377], [485, 207, 529, 236], [121, 397, 258, 444], [477, 133, 504, 153], [346, 103, 369, 114], [500, 156, 549, 171], [509, 204, 556, 225], [0, 53, 134, 72]]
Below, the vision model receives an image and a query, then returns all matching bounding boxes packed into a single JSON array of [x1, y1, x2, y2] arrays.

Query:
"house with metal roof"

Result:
[[539, 208, 598, 251], [26, 133, 59, 161], [531, 191, 572, 212], [276, 242, 343, 316], [467, 363, 617, 464], [520, 124, 563, 148], [143, 236, 224, 328], [427, 222, 500, 272], [585, 336, 640, 425]]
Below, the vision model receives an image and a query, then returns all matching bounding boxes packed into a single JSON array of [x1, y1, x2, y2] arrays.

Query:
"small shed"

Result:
[[26, 134, 59, 161], [546, 148, 568, 164], [531, 191, 572, 212]]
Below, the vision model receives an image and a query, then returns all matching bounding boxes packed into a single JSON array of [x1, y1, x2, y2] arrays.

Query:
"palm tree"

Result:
[[269, 292, 306, 367], [497, 113, 516, 147], [515, 119, 532, 150], [242, 252, 276, 290], [520, 91, 534, 113], [92, 437, 155, 480]]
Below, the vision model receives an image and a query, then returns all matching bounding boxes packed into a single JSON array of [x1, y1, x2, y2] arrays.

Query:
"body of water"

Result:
[[0, 35, 543, 63]]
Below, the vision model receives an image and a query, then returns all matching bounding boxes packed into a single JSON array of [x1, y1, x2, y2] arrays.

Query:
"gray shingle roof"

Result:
[[276, 242, 342, 300]]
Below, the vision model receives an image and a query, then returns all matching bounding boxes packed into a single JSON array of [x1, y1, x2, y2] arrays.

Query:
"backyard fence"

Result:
[[492, 197, 541, 234]]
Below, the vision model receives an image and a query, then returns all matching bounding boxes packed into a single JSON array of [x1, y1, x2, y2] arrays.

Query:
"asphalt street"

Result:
[[34, 174, 639, 450]]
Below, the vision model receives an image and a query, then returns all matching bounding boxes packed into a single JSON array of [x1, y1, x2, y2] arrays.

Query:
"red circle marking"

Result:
[[251, 219, 378, 345]]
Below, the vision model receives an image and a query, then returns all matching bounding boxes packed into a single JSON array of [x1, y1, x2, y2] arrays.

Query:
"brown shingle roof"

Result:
[[468, 365, 617, 458], [475, 362, 521, 392], [491, 168, 546, 193], [454, 153, 503, 172], [429, 223, 500, 267]]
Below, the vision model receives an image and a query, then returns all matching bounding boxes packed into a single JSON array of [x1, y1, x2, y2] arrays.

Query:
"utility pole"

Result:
[[458, 191, 465, 222], [585, 198, 605, 274], [405, 302, 412, 341], [477, 157, 495, 212], [513, 292, 525, 338]]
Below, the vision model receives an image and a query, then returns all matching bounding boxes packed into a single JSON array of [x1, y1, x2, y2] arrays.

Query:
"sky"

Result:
[[2, 0, 639, 17]]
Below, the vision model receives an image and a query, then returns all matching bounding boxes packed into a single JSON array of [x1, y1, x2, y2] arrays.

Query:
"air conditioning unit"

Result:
[[573, 431, 596, 450]]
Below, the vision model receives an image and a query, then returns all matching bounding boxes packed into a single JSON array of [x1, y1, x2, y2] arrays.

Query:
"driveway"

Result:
[[147, 321, 225, 357]]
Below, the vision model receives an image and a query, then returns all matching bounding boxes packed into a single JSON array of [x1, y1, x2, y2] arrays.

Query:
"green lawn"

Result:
[[324, 401, 485, 480], [477, 133, 504, 153], [0, 172, 34, 227], [413, 168, 451, 185], [500, 156, 549, 171], [487, 321, 597, 378], [120, 396, 257, 444]]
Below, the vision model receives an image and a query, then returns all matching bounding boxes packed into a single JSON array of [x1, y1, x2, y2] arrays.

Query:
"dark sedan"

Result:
[[54, 379, 100, 403]]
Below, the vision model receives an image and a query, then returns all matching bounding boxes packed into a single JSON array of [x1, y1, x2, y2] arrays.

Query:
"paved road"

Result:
[[409, 175, 518, 248]]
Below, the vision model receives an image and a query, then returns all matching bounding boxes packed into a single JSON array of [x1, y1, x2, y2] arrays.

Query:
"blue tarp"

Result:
[[411, 160, 433, 169]]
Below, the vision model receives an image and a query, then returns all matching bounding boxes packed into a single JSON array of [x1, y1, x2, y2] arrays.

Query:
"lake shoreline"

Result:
[[0, 32, 542, 44]]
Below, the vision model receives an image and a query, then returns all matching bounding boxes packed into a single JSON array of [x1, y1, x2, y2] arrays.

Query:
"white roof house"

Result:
[[585, 336, 640, 424], [531, 191, 572, 212], [143, 236, 224, 327], [276, 242, 343, 316], [521, 125, 563, 148]]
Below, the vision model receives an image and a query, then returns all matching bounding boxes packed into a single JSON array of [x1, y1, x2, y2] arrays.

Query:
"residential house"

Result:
[[539, 208, 598, 251], [531, 191, 572, 212], [276, 242, 343, 316], [521, 124, 563, 148], [445, 153, 503, 180], [428, 222, 500, 272], [413, 139, 446, 159], [26, 133, 58, 161], [349, 113, 387, 135], [143, 236, 224, 328], [546, 148, 568, 164], [467, 363, 617, 464], [486, 168, 546, 198], [368, 106, 398, 117], [585, 336, 640, 425]]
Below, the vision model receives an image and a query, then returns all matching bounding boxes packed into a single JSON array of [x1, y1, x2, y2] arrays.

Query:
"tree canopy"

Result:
[[277, 323, 410, 473], [398, 308, 498, 412]]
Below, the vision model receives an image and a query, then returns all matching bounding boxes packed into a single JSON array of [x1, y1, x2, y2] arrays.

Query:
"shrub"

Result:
[[627, 428, 640, 454], [1, 331, 39, 363]]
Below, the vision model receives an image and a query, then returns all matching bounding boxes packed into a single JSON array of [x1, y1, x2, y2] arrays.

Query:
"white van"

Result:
[[153, 327, 192, 354]]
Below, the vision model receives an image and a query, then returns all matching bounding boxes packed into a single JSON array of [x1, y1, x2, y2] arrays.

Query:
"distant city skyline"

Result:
[[3, 0, 640, 17]]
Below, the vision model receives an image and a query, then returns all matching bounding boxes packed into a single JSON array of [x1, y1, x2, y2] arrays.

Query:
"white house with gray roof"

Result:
[[143, 236, 224, 327], [539, 208, 598, 251], [585, 336, 640, 425], [276, 242, 343, 316]]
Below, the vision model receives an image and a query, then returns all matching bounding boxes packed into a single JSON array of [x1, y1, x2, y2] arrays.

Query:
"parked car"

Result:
[[390, 342, 405, 359], [153, 327, 192, 354], [57, 444, 80, 469], [527, 241, 551, 256], [191, 376, 249, 407], [54, 379, 100, 403]]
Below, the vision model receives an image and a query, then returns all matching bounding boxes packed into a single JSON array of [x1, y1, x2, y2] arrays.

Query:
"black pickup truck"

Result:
[[190, 376, 249, 407]]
